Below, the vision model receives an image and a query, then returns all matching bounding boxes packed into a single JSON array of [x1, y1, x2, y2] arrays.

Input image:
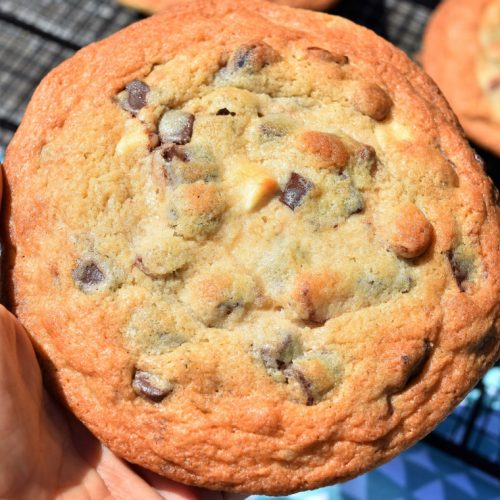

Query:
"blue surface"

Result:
[[252, 442, 500, 500], [433, 367, 499, 463]]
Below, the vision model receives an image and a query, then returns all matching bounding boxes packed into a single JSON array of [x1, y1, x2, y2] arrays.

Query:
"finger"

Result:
[[97, 447, 166, 500], [134, 466, 202, 500], [64, 413, 164, 500], [135, 467, 248, 500], [0, 305, 42, 390]]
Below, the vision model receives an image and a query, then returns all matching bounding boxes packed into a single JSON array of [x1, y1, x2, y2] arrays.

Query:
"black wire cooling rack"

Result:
[[0, 0, 498, 479]]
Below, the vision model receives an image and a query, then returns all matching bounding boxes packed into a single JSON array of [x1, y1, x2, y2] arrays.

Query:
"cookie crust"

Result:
[[4, 0, 500, 494], [422, 0, 500, 155]]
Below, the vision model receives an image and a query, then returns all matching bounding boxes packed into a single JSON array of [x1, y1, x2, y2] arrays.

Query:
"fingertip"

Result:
[[135, 466, 203, 500]]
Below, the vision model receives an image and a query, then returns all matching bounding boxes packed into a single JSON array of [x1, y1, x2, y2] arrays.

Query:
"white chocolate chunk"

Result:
[[116, 119, 149, 157], [228, 158, 278, 211], [375, 121, 413, 145], [244, 176, 279, 211]]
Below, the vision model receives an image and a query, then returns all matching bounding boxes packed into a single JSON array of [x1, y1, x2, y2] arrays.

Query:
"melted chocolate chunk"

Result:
[[279, 173, 314, 210], [387, 341, 433, 403], [357, 145, 374, 160], [132, 370, 172, 402], [126, 80, 150, 111], [358, 144, 376, 164], [159, 111, 195, 145], [159, 145, 218, 185], [284, 365, 315, 406], [446, 250, 470, 291], [217, 300, 241, 317], [79, 263, 104, 285], [259, 334, 296, 372], [234, 48, 251, 68], [403, 340, 432, 388], [162, 144, 188, 163], [216, 108, 236, 116], [73, 259, 106, 293]]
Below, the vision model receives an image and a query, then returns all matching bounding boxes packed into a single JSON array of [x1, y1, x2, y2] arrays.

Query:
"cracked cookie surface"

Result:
[[4, 0, 500, 494]]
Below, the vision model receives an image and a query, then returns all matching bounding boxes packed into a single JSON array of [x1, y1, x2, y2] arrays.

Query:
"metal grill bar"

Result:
[[0, 11, 83, 51]]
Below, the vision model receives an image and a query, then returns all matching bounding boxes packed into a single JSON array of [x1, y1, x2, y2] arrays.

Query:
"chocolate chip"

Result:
[[78, 262, 104, 285], [234, 46, 254, 69], [125, 80, 150, 111], [279, 173, 314, 210], [73, 258, 107, 293], [358, 145, 376, 164], [287, 353, 342, 405], [260, 347, 284, 372], [132, 370, 173, 402], [259, 333, 297, 373], [159, 110, 195, 145], [158, 145, 218, 185], [216, 108, 236, 116], [387, 341, 433, 400], [446, 249, 470, 291], [356, 145, 377, 175], [285, 365, 315, 406], [356, 145, 372, 160], [403, 340, 432, 388], [227, 43, 280, 73], [306, 47, 348, 65], [161, 144, 188, 163], [217, 300, 241, 317]]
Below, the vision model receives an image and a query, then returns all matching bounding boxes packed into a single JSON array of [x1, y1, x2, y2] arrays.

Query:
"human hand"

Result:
[[0, 305, 242, 500]]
